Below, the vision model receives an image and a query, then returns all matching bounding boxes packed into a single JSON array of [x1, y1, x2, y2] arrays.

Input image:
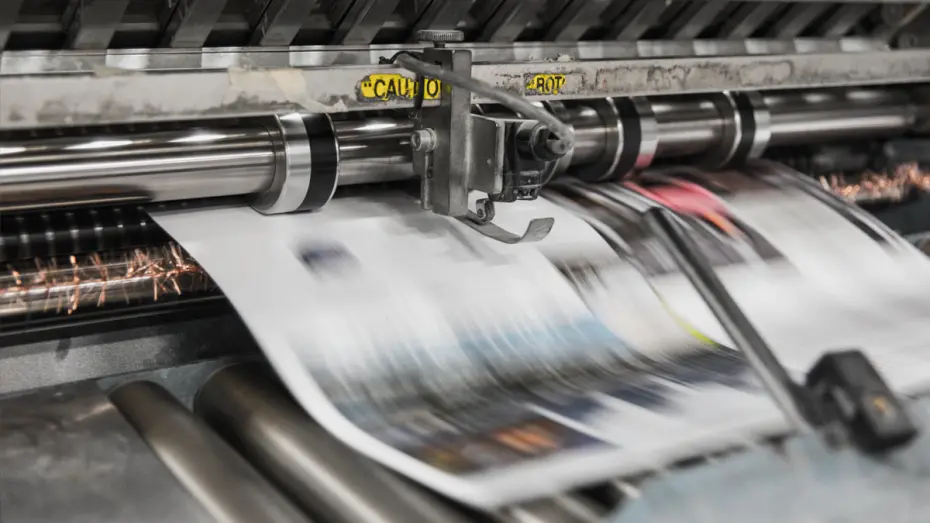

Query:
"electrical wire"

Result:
[[392, 53, 576, 155]]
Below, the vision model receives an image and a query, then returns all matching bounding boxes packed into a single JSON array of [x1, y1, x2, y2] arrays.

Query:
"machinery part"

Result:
[[0, 243, 213, 320], [614, 97, 659, 179], [252, 112, 340, 214], [0, 122, 279, 212], [807, 350, 918, 453], [110, 381, 314, 523], [11, 49, 930, 128], [571, 98, 623, 183], [195, 364, 473, 523], [0, 383, 217, 523], [0, 87, 918, 214], [696, 92, 743, 169], [641, 207, 814, 430], [394, 33, 569, 242], [765, 89, 917, 147], [393, 55, 575, 156], [0, 205, 163, 262]]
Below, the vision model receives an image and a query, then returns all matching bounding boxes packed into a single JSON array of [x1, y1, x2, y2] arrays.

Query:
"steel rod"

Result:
[[0, 88, 918, 211], [196, 364, 473, 523], [110, 381, 314, 523]]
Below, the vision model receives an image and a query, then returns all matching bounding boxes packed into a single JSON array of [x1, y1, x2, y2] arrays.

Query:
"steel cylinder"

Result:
[[0, 87, 920, 212], [764, 89, 915, 147], [0, 124, 278, 212], [335, 117, 415, 184], [653, 98, 727, 158], [110, 381, 313, 523], [195, 364, 471, 523]]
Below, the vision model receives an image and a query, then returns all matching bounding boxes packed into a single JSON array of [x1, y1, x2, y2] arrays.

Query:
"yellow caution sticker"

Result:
[[356, 73, 442, 102], [524, 73, 568, 96]]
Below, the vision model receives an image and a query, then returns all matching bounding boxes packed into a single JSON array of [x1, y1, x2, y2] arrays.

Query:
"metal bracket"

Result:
[[388, 29, 570, 245], [460, 199, 553, 244]]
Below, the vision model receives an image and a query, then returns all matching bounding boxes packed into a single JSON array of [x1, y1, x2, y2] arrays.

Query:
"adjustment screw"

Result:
[[415, 29, 465, 47], [411, 129, 438, 152]]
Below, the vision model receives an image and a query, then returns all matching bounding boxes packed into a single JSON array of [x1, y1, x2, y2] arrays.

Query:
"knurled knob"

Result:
[[415, 29, 465, 44]]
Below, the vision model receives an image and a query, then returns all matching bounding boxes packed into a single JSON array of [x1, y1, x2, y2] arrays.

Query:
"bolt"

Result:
[[411, 129, 437, 152]]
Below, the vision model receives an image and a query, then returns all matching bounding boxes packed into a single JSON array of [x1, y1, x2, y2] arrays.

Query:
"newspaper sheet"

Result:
[[151, 194, 788, 508], [595, 169, 930, 396]]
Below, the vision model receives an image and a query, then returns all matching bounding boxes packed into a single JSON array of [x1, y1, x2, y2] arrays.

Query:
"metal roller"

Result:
[[195, 364, 472, 523], [0, 87, 920, 213], [110, 381, 314, 523]]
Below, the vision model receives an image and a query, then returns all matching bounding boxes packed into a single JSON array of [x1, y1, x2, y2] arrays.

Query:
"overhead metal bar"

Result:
[[543, 0, 613, 42], [2, 49, 930, 130], [328, 0, 401, 45], [0, 39, 887, 75], [160, 0, 229, 48], [719, 2, 779, 39], [410, 0, 475, 37], [822, 3, 875, 38], [664, 0, 729, 40], [0, 0, 26, 50], [246, 0, 317, 46], [478, 0, 545, 42], [768, 3, 831, 39], [606, 0, 673, 40], [62, 0, 131, 49]]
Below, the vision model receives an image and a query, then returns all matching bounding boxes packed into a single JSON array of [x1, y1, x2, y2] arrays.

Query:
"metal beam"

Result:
[[719, 2, 779, 39], [247, 0, 317, 46], [605, 0, 671, 40], [160, 0, 229, 48], [410, 0, 475, 37], [478, 0, 545, 42], [543, 0, 613, 42], [0, 40, 887, 74], [664, 0, 729, 40], [822, 3, 874, 38], [329, 0, 401, 45], [2, 49, 930, 130], [63, 0, 131, 49], [768, 3, 831, 39], [0, 0, 25, 50]]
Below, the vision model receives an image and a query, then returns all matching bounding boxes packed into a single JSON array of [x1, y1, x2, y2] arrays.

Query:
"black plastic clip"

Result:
[[806, 350, 918, 453]]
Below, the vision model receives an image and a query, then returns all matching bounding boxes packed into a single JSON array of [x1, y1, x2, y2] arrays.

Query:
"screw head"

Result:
[[415, 29, 465, 44]]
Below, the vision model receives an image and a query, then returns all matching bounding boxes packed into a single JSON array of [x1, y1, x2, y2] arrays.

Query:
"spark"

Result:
[[820, 162, 930, 204], [0, 243, 215, 317]]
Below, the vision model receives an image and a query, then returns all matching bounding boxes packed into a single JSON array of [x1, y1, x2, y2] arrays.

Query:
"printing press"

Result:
[[8, 1, 930, 522]]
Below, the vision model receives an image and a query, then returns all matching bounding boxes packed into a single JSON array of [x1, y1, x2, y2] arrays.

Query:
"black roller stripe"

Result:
[[612, 98, 644, 180], [296, 114, 340, 213], [730, 92, 759, 166]]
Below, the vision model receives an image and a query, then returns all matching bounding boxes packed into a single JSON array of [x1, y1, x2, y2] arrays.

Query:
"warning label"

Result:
[[357, 74, 443, 102], [524, 74, 568, 96]]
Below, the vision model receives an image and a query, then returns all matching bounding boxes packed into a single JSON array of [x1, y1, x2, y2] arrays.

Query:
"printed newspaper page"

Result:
[[583, 168, 930, 397], [152, 194, 788, 508]]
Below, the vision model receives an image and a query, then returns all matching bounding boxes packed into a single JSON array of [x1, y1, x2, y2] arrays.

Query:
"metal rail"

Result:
[[0, 86, 917, 212], [0, 0, 914, 52], [2, 50, 930, 129]]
